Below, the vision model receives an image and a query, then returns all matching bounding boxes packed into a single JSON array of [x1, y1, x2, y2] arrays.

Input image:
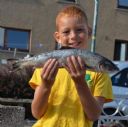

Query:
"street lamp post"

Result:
[[91, 0, 99, 52]]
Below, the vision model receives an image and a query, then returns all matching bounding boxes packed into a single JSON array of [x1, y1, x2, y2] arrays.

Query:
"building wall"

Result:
[[0, 0, 128, 60], [0, 0, 94, 59], [96, 0, 128, 60]]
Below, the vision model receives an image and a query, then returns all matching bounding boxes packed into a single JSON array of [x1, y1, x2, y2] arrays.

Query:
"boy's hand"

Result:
[[64, 56, 86, 85], [41, 59, 59, 88]]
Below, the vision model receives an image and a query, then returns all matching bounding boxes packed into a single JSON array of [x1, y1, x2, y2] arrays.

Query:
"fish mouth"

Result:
[[98, 60, 119, 73], [98, 64, 103, 71]]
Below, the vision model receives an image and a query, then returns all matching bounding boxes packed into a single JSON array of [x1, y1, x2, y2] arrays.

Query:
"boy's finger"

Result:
[[42, 59, 57, 79], [62, 63, 71, 73], [71, 56, 81, 71], [47, 60, 59, 80], [77, 56, 85, 70], [42, 59, 52, 74], [67, 56, 76, 73]]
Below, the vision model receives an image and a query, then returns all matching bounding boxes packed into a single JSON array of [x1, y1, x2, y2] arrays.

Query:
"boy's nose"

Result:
[[70, 31, 77, 38]]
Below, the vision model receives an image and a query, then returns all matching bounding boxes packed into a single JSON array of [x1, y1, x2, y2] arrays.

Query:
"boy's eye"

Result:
[[62, 31, 69, 34], [63, 31, 69, 33]]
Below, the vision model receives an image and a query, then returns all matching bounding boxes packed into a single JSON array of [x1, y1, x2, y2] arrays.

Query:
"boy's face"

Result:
[[54, 16, 91, 49]]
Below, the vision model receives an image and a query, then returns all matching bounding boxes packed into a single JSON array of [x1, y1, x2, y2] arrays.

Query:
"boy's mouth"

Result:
[[59, 42, 82, 49], [68, 42, 81, 48]]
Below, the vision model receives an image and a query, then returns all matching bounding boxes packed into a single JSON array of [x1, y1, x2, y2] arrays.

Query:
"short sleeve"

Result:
[[29, 68, 43, 90], [93, 73, 114, 103]]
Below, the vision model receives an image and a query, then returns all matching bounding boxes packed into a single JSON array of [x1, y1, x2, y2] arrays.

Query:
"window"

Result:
[[0, 27, 30, 52], [114, 40, 128, 61], [111, 68, 128, 87], [118, 0, 128, 9]]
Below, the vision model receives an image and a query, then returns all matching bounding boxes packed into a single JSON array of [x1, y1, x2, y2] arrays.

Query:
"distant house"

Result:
[[0, 0, 128, 61]]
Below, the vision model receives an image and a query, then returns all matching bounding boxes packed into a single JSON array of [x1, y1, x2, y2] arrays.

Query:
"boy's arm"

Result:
[[74, 81, 105, 121], [64, 56, 105, 121], [31, 84, 51, 119], [31, 59, 59, 119]]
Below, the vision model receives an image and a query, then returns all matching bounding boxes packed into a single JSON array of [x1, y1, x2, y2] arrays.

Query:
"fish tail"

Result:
[[12, 61, 21, 69], [11, 59, 35, 72], [9, 67, 21, 73], [11, 60, 27, 71]]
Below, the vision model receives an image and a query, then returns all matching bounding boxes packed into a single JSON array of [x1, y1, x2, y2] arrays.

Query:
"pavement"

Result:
[[24, 120, 36, 127]]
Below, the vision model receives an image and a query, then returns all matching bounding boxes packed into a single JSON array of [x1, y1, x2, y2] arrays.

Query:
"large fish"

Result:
[[12, 48, 119, 73]]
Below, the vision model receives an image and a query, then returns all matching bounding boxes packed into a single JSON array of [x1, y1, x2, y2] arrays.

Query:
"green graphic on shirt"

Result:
[[85, 74, 92, 87], [85, 74, 91, 81]]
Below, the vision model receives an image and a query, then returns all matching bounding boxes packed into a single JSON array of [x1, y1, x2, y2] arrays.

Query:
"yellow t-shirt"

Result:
[[29, 68, 113, 127]]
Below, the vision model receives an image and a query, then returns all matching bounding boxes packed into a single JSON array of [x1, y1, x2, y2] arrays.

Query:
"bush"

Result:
[[0, 64, 34, 99]]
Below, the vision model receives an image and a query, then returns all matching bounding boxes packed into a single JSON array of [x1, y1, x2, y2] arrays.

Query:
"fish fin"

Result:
[[11, 61, 35, 73], [9, 68, 21, 73], [11, 60, 27, 72]]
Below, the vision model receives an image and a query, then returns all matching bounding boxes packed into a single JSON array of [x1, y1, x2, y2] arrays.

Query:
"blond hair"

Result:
[[56, 5, 88, 30]]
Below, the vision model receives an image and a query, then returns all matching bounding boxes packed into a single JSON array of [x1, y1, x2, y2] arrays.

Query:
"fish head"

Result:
[[98, 59, 119, 73]]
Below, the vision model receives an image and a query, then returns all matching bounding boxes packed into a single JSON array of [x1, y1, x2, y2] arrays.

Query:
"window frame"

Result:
[[114, 40, 128, 61], [117, 0, 128, 9], [0, 26, 30, 52]]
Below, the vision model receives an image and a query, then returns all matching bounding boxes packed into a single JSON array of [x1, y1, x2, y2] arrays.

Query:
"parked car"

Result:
[[103, 61, 128, 114], [101, 61, 128, 126], [110, 61, 128, 77], [93, 61, 128, 127]]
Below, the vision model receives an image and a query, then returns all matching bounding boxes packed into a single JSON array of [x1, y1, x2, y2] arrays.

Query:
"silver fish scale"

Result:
[[13, 49, 119, 73], [52, 49, 103, 69], [80, 50, 102, 66], [29, 49, 103, 68]]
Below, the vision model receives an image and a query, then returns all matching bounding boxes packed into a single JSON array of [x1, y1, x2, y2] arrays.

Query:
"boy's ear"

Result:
[[54, 32, 61, 44]]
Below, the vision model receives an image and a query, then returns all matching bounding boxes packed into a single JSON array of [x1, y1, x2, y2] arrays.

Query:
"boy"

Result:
[[29, 5, 113, 127]]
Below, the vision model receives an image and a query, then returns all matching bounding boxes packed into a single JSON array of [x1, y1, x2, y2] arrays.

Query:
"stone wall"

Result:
[[0, 104, 25, 127]]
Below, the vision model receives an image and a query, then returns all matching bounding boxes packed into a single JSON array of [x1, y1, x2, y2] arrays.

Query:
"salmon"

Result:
[[12, 48, 119, 73]]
